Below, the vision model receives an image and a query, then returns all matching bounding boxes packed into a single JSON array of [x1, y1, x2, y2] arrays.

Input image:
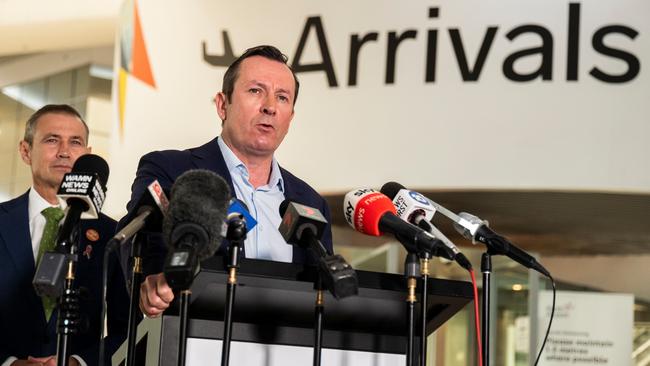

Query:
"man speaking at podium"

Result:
[[118, 45, 333, 318]]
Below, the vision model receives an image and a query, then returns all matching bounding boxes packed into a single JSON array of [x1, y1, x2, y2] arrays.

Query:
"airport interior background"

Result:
[[1, 1, 649, 365]]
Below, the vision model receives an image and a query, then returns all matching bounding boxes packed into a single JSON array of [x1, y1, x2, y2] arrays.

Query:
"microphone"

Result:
[[226, 198, 257, 235], [162, 170, 230, 290], [33, 154, 109, 297], [405, 189, 550, 277], [343, 189, 451, 257], [454, 212, 550, 277], [107, 179, 169, 251], [223, 198, 254, 245], [278, 200, 358, 299], [56, 154, 109, 246], [380, 182, 472, 270]]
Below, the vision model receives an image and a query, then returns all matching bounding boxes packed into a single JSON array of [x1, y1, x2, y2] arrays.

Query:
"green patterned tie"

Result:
[[37, 206, 65, 321]]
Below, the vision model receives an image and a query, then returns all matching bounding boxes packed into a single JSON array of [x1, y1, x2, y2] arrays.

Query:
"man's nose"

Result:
[[261, 96, 277, 116], [57, 142, 71, 158]]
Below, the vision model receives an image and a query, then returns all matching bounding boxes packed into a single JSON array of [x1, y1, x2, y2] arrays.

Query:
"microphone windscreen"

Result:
[[72, 154, 110, 187], [379, 181, 406, 200], [162, 170, 230, 261]]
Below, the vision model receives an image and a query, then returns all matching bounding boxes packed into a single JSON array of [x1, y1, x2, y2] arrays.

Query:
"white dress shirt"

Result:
[[218, 137, 293, 263]]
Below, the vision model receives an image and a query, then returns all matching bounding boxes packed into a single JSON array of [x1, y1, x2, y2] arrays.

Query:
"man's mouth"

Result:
[[257, 123, 274, 131], [52, 165, 72, 171]]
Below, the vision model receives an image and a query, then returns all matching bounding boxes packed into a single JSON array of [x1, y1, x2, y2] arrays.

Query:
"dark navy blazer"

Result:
[[0, 191, 130, 364], [117, 137, 333, 277]]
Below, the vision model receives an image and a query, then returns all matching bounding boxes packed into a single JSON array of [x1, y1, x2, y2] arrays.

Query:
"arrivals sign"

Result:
[[107, 0, 649, 216]]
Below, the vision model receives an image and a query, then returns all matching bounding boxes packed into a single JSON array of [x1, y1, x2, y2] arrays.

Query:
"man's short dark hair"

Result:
[[24, 104, 89, 146], [222, 45, 300, 106]]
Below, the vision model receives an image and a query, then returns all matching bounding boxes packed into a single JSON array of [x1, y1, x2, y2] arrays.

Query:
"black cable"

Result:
[[534, 276, 556, 366]]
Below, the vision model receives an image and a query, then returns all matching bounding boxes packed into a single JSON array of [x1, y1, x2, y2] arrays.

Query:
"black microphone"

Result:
[[33, 154, 109, 297], [108, 180, 169, 251], [278, 200, 358, 299], [343, 188, 451, 258], [55, 154, 109, 249], [380, 182, 472, 270], [162, 170, 230, 290], [454, 212, 550, 277]]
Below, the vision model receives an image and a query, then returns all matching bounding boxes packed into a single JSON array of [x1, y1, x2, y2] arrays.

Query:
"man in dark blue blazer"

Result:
[[118, 45, 333, 318], [0, 105, 129, 366]]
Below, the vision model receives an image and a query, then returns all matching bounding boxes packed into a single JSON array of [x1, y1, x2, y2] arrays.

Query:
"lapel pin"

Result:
[[83, 244, 93, 260], [85, 229, 99, 242]]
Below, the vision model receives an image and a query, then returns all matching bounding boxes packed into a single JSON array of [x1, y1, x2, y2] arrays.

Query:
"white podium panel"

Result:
[[186, 338, 404, 366]]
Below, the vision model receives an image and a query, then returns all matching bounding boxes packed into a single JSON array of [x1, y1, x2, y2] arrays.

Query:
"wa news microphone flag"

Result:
[[34, 154, 109, 298]]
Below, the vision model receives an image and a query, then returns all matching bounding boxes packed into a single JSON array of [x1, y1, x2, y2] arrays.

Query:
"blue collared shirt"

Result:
[[217, 137, 293, 262]]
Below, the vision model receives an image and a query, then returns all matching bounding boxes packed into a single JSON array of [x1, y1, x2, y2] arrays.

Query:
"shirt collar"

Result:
[[268, 159, 284, 193], [28, 187, 58, 222], [217, 136, 246, 176], [217, 136, 284, 192]]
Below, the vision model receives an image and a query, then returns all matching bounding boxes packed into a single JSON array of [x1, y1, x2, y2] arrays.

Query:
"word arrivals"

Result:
[[203, 3, 640, 85]]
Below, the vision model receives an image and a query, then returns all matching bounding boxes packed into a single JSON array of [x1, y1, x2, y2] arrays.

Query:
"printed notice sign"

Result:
[[537, 291, 633, 366]]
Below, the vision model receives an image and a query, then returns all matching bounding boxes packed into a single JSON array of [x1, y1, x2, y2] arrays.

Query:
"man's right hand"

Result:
[[140, 273, 174, 317]]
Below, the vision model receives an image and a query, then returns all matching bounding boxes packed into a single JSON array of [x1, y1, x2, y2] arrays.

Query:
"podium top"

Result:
[[183, 256, 473, 338]]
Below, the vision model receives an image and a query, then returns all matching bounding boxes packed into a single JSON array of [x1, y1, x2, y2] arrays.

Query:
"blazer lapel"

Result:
[[0, 192, 48, 329], [190, 137, 236, 194], [0, 192, 35, 273], [190, 137, 242, 256]]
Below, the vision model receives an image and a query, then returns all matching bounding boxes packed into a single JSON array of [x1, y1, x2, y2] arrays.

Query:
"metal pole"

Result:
[[419, 252, 431, 366], [126, 233, 145, 366], [56, 261, 76, 366], [177, 290, 191, 366], [481, 253, 493, 366], [313, 288, 324, 366]]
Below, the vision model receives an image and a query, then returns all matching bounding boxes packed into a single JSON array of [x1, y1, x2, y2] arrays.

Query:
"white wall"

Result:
[[108, 0, 650, 219]]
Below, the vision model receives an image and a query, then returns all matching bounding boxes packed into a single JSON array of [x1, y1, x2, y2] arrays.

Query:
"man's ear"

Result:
[[19, 140, 32, 165], [215, 92, 228, 121]]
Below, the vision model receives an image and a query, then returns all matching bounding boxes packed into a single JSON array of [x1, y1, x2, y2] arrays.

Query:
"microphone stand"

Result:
[[57, 260, 81, 366], [56, 215, 84, 366], [221, 217, 246, 366], [125, 233, 146, 366], [418, 251, 431, 366], [404, 253, 420, 366], [177, 289, 191, 366], [313, 278, 324, 366], [481, 252, 493, 366]]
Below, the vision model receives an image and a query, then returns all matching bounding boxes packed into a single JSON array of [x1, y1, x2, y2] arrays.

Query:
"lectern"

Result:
[[112, 256, 473, 365]]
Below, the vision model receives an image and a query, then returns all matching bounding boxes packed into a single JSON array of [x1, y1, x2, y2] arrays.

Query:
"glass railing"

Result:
[[335, 241, 650, 366], [634, 322, 650, 366]]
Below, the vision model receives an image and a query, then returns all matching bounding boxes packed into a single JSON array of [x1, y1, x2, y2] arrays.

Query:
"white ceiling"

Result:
[[0, 0, 121, 56]]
